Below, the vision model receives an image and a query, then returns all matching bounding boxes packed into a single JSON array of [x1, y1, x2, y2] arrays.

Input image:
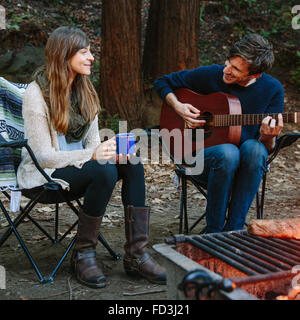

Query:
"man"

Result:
[[154, 34, 284, 233]]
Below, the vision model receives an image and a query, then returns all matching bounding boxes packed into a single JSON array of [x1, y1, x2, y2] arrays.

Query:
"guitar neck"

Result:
[[214, 112, 299, 127]]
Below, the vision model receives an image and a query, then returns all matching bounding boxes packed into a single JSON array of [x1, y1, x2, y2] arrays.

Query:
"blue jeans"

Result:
[[193, 139, 268, 233]]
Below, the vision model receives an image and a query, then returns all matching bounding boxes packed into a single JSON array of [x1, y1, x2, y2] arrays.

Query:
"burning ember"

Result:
[[276, 286, 300, 300]]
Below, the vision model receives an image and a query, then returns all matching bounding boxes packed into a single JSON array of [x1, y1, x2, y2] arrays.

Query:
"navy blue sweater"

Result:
[[153, 64, 284, 145]]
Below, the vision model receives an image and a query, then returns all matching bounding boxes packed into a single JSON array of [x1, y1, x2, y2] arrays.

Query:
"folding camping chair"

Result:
[[0, 77, 121, 284], [146, 126, 300, 235]]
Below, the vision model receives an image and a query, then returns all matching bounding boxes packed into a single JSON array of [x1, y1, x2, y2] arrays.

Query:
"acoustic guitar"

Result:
[[159, 88, 299, 160]]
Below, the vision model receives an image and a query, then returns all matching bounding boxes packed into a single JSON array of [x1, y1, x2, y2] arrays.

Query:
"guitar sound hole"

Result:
[[190, 112, 213, 143], [203, 111, 214, 131]]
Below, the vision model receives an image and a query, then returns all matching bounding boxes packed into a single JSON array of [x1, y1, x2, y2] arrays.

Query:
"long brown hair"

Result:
[[44, 26, 100, 134]]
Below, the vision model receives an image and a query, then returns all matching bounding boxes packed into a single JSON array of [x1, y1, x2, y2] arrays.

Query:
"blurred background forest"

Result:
[[0, 0, 299, 130]]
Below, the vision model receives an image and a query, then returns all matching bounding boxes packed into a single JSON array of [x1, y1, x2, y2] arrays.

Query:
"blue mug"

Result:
[[116, 133, 136, 155]]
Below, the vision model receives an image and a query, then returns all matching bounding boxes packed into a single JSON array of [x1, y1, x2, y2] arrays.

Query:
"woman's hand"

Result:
[[116, 152, 137, 163], [92, 137, 116, 161]]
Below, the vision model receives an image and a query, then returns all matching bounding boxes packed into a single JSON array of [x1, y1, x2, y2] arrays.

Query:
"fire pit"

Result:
[[153, 230, 300, 300]]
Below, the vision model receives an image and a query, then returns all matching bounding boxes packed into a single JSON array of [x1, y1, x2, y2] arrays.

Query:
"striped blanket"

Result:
[[0, 77, 28, 189]]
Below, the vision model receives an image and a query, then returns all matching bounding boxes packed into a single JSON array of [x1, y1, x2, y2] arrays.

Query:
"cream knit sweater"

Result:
[[17, 81, 101, 190]]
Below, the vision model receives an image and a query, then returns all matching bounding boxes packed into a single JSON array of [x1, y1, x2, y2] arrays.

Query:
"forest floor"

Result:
[[0, 0, 299, 302]]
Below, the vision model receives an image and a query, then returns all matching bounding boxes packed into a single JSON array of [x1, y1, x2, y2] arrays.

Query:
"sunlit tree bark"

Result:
[[143, 0, 201, 82], [100, 0, 143, 129]]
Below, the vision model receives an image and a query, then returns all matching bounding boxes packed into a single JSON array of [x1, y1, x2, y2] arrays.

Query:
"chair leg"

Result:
[[58, 220, 78, 243], [97, 233, 122, 260], [0, 206, 28, 246], [0, 189, 59, 245], [256, 173, 267, 220], [183, 179, 189, 234], [55, 203, 59, 242], [259, 173, 267, 220], [46, 235, 77, 283], [0, 189, 121, 282], [189, 212, 206, 233], [178, 176, 186, 234], [179, 176, 189, 234], [0, 205, 56, 247], [256, 192, 262, 219], [179, 185, 184, 234], [0, 200, 44, 282]]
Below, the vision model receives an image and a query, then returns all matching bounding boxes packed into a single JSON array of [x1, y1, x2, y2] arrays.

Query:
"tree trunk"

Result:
[[100, 0, 143, 129], [143, 0, 201, 83]]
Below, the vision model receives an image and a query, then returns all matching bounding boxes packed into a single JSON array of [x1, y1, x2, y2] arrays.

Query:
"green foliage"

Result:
[[233, 23, 247, 38], [290, 52, 300, 92], [221, 0, 294, 38], [99, 112, 122, 134], [6, 11, 34, 30], [218, 0, 299, 89], [199, 6, 205, 24], [236, 0, 258, 7], [198, 53, 212, 66], [46, 0, 72, 5], [87, 17, 101, 29], [90, 60, 100, 91]]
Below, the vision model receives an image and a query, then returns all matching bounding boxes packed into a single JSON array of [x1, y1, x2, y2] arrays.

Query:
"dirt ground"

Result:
[[0, 0, 299, 303], [0, 121, 299, 301]]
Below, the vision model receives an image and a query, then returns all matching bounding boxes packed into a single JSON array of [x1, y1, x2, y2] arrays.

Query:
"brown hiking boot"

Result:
[[71, 210, 106, 288], [123, 205, 166, 285]]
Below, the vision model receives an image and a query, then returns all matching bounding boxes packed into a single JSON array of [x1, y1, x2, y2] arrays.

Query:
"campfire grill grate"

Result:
[[154, 230, 300, 299], [186, 230, 300, 276]]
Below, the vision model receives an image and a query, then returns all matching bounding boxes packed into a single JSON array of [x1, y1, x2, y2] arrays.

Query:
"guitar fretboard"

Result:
[[214, 112, 299, 127]]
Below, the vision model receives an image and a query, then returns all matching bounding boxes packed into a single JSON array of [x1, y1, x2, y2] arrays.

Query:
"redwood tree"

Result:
[[143, 0, 201, 83], [100, 0, 143, 129]]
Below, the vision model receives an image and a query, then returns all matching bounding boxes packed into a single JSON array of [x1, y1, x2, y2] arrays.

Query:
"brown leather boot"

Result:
[[123, 205, 166, 285], [71, 209, 106, 288]]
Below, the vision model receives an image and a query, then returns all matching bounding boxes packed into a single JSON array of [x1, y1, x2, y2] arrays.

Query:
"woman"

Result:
[[17, 26, 166, 288]]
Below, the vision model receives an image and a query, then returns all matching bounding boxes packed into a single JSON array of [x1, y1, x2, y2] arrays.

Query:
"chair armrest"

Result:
[[23, 143, 53, 183], [0, 139, 28, 149], [267, 133, 300, 165]]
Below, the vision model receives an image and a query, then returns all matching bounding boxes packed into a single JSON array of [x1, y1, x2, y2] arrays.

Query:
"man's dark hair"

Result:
[[228, 33, 274, 75]]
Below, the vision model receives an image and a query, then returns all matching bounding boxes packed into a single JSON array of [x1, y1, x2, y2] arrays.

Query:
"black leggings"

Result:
[[52, 160, 145, 217]]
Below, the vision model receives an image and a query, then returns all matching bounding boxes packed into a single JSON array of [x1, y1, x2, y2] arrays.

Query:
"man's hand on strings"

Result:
[[259, 113, 283, 151], [174, 102, 206, 129]]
